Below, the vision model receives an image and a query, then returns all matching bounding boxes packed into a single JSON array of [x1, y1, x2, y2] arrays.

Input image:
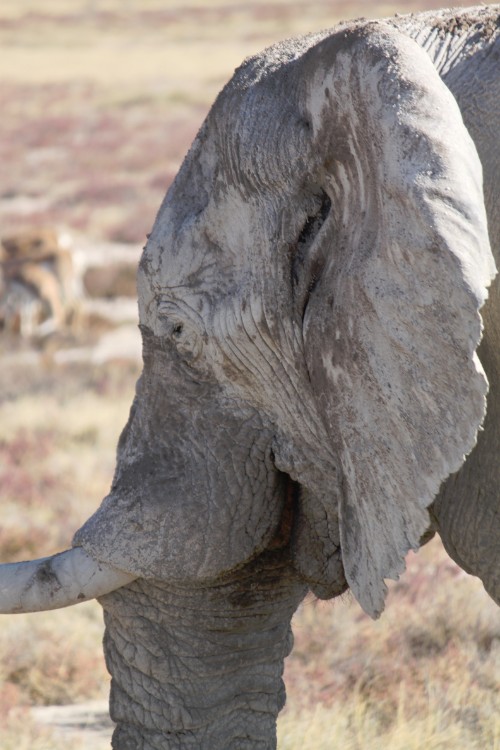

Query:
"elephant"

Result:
[[1, 5, 499, 749]]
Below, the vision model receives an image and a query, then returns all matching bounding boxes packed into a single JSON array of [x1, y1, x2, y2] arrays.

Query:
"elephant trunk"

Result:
[[99, 544, 307, 750], [0, 547, 135, 613]]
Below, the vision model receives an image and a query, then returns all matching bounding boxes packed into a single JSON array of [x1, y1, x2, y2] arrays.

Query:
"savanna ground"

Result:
[[0, 1, 499, 748]]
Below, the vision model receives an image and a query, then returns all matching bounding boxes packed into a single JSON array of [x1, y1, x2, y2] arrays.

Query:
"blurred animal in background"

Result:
[[0, 228, 80, 337]]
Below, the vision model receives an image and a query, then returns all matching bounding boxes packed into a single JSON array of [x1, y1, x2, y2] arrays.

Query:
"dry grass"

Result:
[[0, 1, 499, 747], [0, 362, 138, 743], [0, 713, 71, 750], [281, 540, 500, 748], [0, 361, 139, 562], [0, 603, 108, 706]]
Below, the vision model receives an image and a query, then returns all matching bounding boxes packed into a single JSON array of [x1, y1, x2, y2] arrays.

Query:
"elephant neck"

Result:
[[100, 548, 307, 750]]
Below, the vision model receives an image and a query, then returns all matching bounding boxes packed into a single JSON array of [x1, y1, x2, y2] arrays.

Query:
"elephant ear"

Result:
[[298, 25, 496, 618]]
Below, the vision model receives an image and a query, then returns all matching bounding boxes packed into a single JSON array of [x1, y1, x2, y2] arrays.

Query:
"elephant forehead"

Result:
[[210, 27, 381, 192], [138, 30, 348, 328], [139, 198, 260, 317], [212, 69, 313, 194]]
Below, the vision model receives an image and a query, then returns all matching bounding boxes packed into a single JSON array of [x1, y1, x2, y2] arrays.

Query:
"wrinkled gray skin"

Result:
[[11, 7, 500, 749]]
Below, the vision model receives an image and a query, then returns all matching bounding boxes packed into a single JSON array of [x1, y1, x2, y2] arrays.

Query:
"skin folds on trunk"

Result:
[[100, 544, 307, 750], [74, 337, 313, 748], [74, 329, 292, 583]]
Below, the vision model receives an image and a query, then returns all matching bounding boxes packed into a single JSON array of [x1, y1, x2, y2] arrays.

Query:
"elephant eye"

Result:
[[170, 319, 203, 363], [155, 302, 205, 366]]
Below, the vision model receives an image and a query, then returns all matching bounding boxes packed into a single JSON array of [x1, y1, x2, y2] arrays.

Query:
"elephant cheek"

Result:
[[291, 486, 348, 599]]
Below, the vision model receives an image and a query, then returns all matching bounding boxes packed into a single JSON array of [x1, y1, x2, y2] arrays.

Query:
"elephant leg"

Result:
[[99, 547, 307, 750]]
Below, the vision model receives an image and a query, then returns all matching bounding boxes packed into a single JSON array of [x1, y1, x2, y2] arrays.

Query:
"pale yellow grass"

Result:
[[280, 539, 500, 749], [0, 366, 124, 748], [0, 387, 132, 461], [0, 365, 132, 741], [0, 720, 71, 750], [0, 0, 341, 94], [0, 0, 475, 98], [0, 371, 137, 558], [0, 0, 313, 16], [0, 602, 108, 705], [278, 704, 500, 750]]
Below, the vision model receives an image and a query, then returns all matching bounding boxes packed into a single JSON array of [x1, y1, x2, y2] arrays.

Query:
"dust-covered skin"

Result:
[[1, 6, 499, 750]]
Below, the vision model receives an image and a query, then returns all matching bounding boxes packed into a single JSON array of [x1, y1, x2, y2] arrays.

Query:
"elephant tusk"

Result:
[[0, 547, 136, 614]]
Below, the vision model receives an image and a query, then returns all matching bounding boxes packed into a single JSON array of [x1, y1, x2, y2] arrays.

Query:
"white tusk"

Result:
[[0, 547, 136, 614]]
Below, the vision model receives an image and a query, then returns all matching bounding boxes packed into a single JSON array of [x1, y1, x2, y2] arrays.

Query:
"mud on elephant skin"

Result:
[[1, 6, 500, 750]]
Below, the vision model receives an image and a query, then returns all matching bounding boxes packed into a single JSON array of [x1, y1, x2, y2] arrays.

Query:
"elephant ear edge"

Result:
[[299, 24, 496, 618]]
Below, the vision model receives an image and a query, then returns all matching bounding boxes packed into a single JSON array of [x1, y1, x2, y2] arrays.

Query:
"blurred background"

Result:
[[0, 2, 498, 748]]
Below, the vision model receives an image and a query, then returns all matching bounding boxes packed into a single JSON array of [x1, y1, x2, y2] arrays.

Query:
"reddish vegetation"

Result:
[[0, 0, 467, 244], [0, 80, 203, 243]]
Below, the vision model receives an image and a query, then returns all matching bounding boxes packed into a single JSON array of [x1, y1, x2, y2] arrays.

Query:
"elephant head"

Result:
[[1, 16, 498, 750], [73, 20, 495, 616]]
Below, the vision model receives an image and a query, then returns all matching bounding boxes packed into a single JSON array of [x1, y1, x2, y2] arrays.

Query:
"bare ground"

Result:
[[31, 701, 112, 749]]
